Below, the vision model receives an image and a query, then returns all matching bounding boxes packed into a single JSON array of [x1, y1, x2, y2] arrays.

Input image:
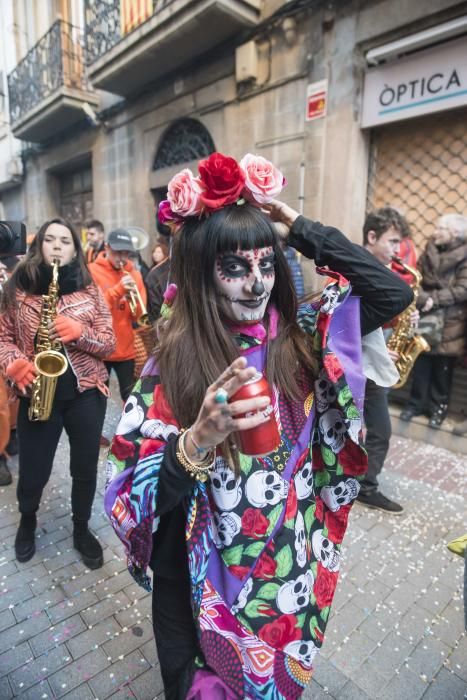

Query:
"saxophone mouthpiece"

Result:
[[392, 255, 402, 264]]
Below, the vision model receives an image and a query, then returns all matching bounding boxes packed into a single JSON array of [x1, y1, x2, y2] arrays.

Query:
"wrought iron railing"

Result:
[[7, 20, 90, 125], [84, 0, 176, 64]]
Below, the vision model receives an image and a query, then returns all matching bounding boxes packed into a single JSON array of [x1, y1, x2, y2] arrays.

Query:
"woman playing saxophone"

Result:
[[0, 219, 115, 567]]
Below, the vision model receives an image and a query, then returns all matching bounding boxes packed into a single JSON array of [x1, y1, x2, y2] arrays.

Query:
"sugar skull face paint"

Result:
[[214, 246, 275, 322]]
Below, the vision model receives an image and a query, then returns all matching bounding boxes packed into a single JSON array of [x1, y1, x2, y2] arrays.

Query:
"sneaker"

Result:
[[73, 523, 103, 569], [0, 456, 12, 486], [99, 435, 110, 448], [5, 429, 18, 457], [15, 513, 37, 562], [357, 490, 404, 515]]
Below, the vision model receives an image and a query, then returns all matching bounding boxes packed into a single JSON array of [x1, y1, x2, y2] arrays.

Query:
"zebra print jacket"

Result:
[[0, 283, 116, 396]]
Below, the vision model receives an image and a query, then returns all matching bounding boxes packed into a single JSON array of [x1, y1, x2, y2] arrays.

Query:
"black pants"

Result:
[[407, 353, 456, 416], [104, 359, 135, 402], [17, 389, 106, 520], [362, 379, 391, 494], [152, 575, 200, 700]]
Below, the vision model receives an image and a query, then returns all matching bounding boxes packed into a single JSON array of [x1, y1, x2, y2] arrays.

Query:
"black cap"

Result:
[[107, 228, 135, 252]]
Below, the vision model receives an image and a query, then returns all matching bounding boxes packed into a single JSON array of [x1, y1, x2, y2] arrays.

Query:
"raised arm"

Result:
[[267, 201, 413, 335]]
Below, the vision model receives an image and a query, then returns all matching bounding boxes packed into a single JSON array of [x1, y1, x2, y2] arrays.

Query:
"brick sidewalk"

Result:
[[0, 400, 466, 699]]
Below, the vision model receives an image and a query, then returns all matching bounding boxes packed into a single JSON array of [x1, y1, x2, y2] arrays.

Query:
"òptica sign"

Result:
[[361, 35, 467, 128]]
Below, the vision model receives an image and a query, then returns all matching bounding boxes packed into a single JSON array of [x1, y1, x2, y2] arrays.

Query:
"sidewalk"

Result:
[[0, 397, 466, 699]]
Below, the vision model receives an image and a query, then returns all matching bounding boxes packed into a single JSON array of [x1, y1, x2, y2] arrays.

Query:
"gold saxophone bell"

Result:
[[387, 256, 430, 389], [29, 259, 69, 421]]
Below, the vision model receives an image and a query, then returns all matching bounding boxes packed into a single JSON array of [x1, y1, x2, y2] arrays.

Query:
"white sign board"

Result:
[[306, 79, 327, 121], [361, 36, 467, 128]]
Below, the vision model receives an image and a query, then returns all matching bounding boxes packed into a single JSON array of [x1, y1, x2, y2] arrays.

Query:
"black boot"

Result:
[[0, 455, 12, 486], [73, 521, 103, 569], [15, 513, 37, 563]]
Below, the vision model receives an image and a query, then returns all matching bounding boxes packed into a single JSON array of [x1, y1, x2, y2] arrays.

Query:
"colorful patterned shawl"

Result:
[[104, 270, 367, 699]]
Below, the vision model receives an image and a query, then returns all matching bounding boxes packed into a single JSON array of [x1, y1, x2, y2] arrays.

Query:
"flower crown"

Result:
[[157, 152, 285, 231]]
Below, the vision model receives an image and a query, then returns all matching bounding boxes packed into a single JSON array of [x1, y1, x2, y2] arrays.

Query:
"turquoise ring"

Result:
[[214, 388, 229, 404]]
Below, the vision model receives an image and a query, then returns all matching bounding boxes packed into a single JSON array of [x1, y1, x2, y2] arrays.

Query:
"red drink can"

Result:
[[230, 371, 280, 457]]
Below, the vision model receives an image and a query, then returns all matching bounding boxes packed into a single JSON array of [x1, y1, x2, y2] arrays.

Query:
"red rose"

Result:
[[139, 438, 164, 459], [323, 354, 344, 382], [325, 505, 351, 544], [111, 435, 135, 461], [314, 497, 324, 522], [228, 565, 250, 579], [253, 552, 277, 580], [241, 508, 269, 538], [313, 563, 338, 609], [337, 438, 367, 475], [199, 152, 245, 210], [284, 480, 298, 521], [259, 614, 301, 650], [312, 445, 326, 472]]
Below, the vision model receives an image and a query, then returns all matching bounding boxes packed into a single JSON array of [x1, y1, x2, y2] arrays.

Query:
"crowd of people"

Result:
[[0, 150, 466, 699]]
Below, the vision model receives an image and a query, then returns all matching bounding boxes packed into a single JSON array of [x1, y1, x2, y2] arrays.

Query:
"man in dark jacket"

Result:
[[401, 214, 467, 428]]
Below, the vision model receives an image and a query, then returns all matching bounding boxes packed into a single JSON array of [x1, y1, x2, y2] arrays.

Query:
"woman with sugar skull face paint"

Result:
[[105, 152, 412, 699]]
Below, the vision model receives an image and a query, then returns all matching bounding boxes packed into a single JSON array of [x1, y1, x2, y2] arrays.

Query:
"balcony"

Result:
[[85, 0, 260, 97], [8, 21, 98, 143]]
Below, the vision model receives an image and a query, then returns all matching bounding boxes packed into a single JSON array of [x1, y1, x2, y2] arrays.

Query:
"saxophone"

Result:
[[387, 256, 430, 389], [28, 259, 69, 421]]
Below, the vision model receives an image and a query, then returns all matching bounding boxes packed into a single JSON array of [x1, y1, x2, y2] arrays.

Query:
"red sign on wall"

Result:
[[306, 79, 328, 121]]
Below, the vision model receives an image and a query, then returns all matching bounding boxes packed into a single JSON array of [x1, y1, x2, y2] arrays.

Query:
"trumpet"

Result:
[[119, 263, 150, 327]]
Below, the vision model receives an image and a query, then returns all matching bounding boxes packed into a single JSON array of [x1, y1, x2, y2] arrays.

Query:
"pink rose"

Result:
[[240, 153, 286, 205], [157, 200, 180, 226], [167, 169, 204, 217]]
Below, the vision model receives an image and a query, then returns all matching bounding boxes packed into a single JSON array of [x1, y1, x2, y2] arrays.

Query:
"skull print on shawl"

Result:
[[104, 269, 368, 699]]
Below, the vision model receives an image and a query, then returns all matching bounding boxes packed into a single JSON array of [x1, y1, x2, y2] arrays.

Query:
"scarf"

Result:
[[18, 259, 86, 296]]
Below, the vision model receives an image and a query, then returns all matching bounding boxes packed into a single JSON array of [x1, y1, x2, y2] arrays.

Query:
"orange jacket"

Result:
[[89, 253, 147, 361]]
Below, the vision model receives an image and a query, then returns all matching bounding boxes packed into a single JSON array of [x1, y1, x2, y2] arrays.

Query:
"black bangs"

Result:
[[210, 204, 277, 254]]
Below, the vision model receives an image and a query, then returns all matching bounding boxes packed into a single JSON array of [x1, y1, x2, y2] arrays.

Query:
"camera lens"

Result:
[[0, 223, 15, 254]]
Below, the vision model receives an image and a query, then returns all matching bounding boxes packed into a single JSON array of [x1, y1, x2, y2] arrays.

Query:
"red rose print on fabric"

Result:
[[325, 504, 351, 544], [112, 435, 135, 461], [284, 480, 298, 521], [314, 497, 324, 523], [139, 437, 165, 459], [323, 353, 344, 382], [241, 508, 269, 538], [337, 438, 367, 475], [259, 614, 301, 650], [253, 552, 277, 580], [228, 565, 250, 579], [314, 563, 339, 609]]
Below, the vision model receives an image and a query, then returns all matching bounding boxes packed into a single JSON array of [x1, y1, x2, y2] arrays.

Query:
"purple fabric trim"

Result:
[[104, 465, 134, 517], [328, 295, 365, 414], [187, 670, 239, 699], [140, 355, 158, 377]]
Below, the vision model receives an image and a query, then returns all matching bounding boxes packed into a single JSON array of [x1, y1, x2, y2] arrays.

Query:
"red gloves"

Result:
[[6, 358, 37, 391], [54, 316, 82, 343]]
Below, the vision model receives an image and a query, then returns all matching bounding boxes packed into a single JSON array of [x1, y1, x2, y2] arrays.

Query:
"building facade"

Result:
[[2, 0, 467, 290]]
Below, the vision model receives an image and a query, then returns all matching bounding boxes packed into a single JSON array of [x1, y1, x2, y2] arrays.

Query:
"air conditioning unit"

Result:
[[7, 156, 23, 179], [235, 41, 258, 84]]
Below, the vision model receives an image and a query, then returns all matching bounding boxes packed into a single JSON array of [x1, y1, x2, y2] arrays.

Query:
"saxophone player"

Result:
[[0, 219, 116, 567], [359, 208, 417, 515]]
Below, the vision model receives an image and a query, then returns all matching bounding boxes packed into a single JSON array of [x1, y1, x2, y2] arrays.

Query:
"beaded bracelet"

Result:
[[176, 429, 215, 483]]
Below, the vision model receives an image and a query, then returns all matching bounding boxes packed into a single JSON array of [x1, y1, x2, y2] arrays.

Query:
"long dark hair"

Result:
[[156, 204, 317, 470], [2, 218, 92, 309]]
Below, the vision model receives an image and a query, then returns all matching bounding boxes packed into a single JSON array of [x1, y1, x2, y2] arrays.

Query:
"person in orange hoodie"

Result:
[[89, 229, 147, 405]]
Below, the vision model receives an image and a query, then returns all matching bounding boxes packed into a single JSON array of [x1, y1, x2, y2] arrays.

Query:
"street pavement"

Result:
[[0, 392, 466, 700]]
